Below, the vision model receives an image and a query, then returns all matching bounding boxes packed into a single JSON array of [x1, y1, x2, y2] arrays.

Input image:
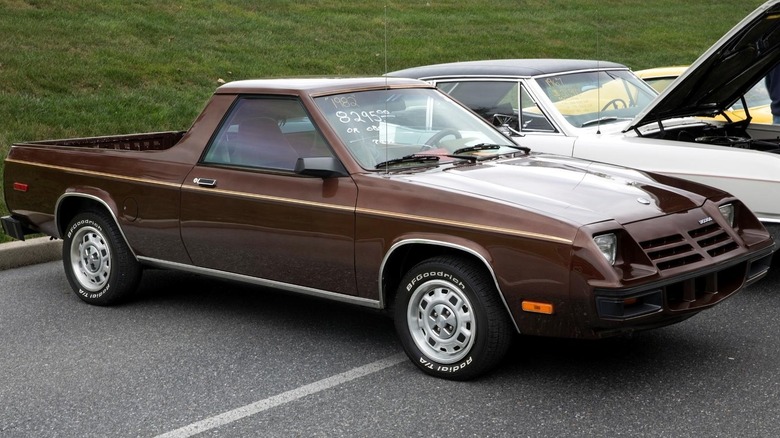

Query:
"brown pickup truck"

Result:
[[2, 77, 775, 380]]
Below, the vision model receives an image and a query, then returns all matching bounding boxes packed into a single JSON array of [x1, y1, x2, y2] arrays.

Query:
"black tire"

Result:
[[62, 209, 142, 305], [394, 256, 513, 380]]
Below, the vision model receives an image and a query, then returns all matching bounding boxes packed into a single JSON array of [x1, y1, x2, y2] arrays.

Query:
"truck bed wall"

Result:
[[22, 131, 186, 151]]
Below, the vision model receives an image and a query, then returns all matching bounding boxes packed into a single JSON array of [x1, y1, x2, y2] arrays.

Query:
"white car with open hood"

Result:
[[388, 0, 780, 239]]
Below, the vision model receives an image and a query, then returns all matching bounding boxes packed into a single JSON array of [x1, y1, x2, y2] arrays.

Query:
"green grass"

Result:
[[0, 0, 767, 242]]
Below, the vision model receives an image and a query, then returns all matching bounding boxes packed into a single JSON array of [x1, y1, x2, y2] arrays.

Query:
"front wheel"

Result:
[[394, 256, 513, 380], [63, 209, 142, 305]]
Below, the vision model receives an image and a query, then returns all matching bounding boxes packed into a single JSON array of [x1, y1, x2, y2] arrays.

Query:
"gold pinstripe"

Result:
[[5, 158, 181, 188], [8, 158, 573, 244], [184, 184, 355, 212], [356, 208, 573, 243]]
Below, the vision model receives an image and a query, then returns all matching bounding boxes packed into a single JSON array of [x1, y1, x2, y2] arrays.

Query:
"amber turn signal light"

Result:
[[623, 297, 638, 306], [522, 301, 554, 315]]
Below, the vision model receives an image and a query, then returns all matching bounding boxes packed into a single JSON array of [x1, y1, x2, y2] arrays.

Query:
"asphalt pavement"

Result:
[[0, 236, 62, 271], [3, 255, 779, 436], [2, 233, 779, 436]]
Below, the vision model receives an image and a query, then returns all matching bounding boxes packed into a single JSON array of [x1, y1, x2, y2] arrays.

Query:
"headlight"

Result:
[[718, 203, 735, 227], [593, 233, 617, 265]]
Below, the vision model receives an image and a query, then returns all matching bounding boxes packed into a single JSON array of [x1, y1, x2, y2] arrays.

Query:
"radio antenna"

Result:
[[382, 2, 389, 171], [384, 2, 388, 77], [596, 34, 602, 135]]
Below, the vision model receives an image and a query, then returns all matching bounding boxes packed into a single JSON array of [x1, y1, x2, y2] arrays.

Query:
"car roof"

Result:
[[635, 66, 689, 80], [387, 59, 629, 80], [215, 77, 431, 95]]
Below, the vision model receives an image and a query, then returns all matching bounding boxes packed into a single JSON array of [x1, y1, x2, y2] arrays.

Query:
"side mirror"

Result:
[[294, 156, 348, 178]]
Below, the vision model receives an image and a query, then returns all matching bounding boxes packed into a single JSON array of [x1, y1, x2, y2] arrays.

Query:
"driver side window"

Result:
[[203, 97, 332, 171]]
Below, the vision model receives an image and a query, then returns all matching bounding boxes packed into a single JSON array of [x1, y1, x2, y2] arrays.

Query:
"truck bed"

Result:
[[21, 131, 186, 151]]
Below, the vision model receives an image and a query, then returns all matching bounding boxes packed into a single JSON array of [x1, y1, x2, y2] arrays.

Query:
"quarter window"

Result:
[[437, 80, 556, 133]]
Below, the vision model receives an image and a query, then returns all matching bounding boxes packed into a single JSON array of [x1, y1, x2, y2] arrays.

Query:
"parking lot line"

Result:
[[154, 353, 408, 438]]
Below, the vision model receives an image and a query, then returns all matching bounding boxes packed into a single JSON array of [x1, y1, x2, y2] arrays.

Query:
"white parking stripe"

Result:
[[154, 353, 408, 438]]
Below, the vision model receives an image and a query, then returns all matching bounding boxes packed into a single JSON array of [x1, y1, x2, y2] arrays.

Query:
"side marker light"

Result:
[[13, 182, 28, 192], [522, 301, 554, 315]]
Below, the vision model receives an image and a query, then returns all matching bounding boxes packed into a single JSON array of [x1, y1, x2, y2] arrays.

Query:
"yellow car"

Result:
[[636, 66, 773, 124], [544, 74, 649, 117], [634, 66, 688, 92]]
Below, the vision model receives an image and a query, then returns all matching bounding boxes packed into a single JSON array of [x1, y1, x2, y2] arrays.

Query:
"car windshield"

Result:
[[535, 70, 658, 128], [731, 79, 772, 110], [313, 88, 518, 169]]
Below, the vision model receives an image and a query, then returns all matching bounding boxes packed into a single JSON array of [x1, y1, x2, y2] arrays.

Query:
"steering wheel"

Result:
[[601, 98, 628, 111], [423, 128, 462, 149]]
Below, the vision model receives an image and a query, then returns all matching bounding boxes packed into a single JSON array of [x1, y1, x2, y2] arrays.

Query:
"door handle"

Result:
[[193, 177, 217, 187]]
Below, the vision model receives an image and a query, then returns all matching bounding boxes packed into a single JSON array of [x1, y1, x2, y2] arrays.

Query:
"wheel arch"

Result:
[[379, 238, 520, 332], [55, 191, 136, 259]]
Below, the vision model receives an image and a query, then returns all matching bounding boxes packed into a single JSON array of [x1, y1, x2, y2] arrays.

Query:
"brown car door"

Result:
[[179, 96, 359, 295]]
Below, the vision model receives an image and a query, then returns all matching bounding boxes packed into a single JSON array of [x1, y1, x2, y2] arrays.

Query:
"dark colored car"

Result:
[[2, 77, 775, 379]]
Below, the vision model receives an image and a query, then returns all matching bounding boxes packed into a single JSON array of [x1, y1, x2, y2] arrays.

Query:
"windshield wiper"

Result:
[[455, 143, 531, 155], [453, 144, 501, 154], [503, 144, 531, 154], [579, 116, 633, 127], [375, 154, 440, 169]]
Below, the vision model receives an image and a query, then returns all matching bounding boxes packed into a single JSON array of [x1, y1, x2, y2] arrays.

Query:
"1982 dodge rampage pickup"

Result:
[[2, 77, 775, 379]]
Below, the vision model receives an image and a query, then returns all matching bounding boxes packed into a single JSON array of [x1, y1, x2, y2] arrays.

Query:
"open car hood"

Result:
[[627, 0, 780, 131]]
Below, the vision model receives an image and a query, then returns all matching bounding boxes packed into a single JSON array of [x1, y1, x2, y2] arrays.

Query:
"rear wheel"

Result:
[[63, 210, 142, 305], [394, 256, 513, 380]]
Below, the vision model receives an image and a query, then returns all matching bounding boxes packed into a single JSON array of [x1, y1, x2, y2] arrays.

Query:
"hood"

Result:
[[627, 0, 780, 131], [406, 154, 713, 226]]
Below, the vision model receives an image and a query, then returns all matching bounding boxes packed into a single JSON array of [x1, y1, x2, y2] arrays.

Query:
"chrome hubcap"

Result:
[[70, 226, 111, 292], [407, 279, 475, 364]]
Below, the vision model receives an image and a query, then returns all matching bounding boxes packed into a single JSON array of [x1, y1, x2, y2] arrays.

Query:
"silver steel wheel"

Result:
[[406, 279, 476, 364], [69, 225, 112, 292]]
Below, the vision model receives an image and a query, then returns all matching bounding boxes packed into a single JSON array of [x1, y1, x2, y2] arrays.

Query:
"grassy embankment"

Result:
[[0, 0, 766, 243]]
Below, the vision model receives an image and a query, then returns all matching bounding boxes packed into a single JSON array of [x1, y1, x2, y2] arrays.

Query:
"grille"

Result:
[[639, 222, 737, 271], [664, 261, 746, 310], [597, 259, 750, 318]]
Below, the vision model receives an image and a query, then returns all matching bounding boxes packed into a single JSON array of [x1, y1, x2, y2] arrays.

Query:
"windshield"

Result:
[[535, 70, 658, 128], [313, 88, 517, 169], [731, 79, 772, 110]]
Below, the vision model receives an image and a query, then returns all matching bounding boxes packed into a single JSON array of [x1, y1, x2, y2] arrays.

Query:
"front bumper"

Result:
[[590, 245, 775, 337]]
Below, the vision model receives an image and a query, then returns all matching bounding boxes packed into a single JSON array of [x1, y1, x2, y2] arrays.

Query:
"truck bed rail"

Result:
[[26, 131, 186, 151]]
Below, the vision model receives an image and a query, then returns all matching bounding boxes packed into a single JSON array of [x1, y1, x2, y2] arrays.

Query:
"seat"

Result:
[[232, 117, 300, 170]]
